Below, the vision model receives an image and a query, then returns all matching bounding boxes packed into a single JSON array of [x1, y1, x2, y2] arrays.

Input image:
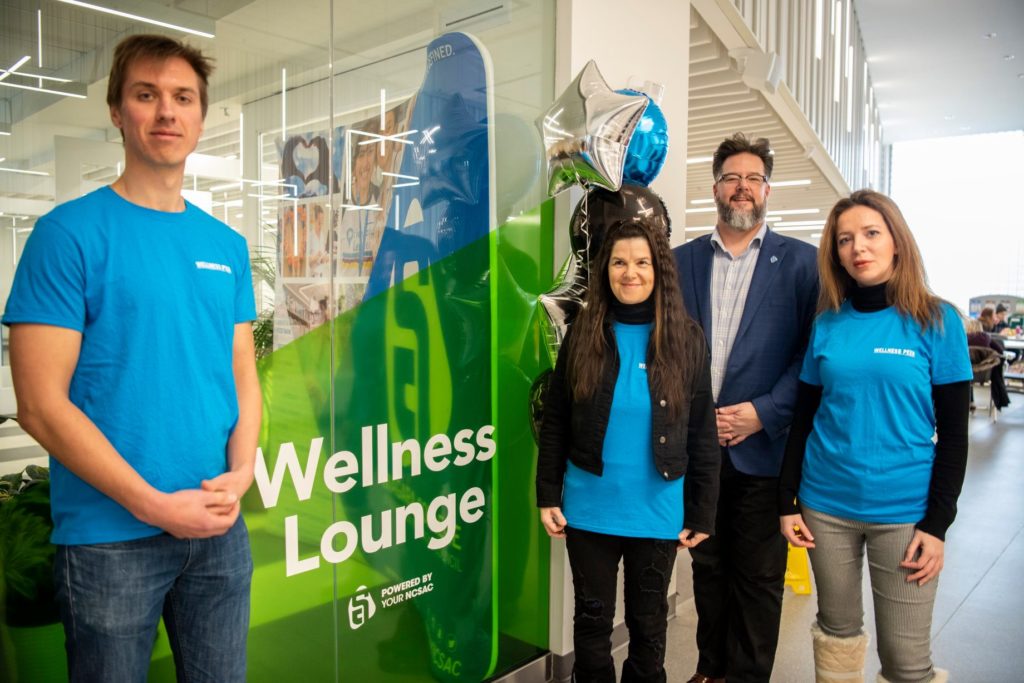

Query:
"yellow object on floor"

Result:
[[785, 544, 812, 594]]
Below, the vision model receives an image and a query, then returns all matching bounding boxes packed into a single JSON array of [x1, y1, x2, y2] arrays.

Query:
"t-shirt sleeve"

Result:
[[2, 218, 86, 332], [798, 319, 822, 386], [931, 305, 972, 385], [234, 240, 257, 324]]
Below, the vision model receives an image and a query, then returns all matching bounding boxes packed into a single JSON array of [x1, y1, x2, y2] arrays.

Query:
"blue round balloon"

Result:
[[617, 88, 669, 187]]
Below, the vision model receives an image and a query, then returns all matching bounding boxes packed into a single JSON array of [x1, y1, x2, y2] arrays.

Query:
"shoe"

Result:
[[877, 667, 948, 682], [686, 675, 725, 683]]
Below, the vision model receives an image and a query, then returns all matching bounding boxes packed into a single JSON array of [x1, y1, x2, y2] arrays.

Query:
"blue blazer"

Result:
[[673, 229, 819, 476]]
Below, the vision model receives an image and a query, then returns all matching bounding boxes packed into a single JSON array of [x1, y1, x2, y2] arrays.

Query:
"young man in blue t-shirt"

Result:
[[3, 35, 261, 681]]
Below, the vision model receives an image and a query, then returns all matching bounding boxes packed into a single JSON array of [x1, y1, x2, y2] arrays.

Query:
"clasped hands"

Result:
[[716, 401, 762, 447]]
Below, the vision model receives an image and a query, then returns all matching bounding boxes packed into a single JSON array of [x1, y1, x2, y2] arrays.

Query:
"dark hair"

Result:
[[711, 133, 774, 180], [107, 34, 214, 118], [567, 219, 703, 419], [818, 190, 943, 329], [996, 304, 1008, 314]]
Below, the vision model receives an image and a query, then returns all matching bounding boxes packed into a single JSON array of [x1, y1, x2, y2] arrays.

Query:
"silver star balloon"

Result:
[[537, 60, 648, 196]]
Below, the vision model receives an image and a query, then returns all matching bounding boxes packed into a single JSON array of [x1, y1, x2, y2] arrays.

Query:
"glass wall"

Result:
[[0, 1, 555, 680]]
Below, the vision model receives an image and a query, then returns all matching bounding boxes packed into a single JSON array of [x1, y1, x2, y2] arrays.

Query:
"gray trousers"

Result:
[[804, 507, 939, 683]]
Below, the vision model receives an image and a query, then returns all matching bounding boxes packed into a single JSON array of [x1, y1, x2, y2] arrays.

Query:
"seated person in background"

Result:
[[993, 304, 1011, 334], [965, 318, 1010, 411], [978, 306, 996, 333]]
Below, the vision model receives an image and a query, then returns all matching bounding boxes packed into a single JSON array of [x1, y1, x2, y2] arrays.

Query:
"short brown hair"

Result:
[[712, 133, 774, 180], [107, 34, 214, 118]]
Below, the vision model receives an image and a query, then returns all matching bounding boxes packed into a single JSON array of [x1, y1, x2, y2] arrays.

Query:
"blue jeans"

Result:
[[54, 516, 253, 683]]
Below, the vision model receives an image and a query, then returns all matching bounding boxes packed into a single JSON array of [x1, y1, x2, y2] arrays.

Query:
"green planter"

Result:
[[1, 465, 66, 682]]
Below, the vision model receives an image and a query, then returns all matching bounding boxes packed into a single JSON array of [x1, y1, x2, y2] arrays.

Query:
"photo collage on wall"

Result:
[[272, 98, 415, 349]]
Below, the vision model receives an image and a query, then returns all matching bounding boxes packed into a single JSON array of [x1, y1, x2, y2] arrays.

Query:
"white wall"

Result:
[[558, 0, 691, 247], [891, 131, 1024, 310]]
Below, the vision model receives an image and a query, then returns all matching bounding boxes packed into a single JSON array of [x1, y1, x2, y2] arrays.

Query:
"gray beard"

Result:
[[716, 197, 766, 232]]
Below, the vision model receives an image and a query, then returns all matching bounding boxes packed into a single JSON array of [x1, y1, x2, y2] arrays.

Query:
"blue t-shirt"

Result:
[[3, 186, 256, 544], [562, 322, 684, 540], [798, 301, 971, 523]]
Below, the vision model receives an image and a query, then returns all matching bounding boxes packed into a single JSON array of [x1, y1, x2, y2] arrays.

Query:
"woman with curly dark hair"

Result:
[[536, 217, 720, 683]]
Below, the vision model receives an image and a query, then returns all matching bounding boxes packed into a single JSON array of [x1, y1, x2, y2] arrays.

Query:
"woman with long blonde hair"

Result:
[[778, 190, 971, 683]]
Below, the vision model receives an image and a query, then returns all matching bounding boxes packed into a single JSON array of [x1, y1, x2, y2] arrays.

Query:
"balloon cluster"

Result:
[[531, 61, 672, 440]]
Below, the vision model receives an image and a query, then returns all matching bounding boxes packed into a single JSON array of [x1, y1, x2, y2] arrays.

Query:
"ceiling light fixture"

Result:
[[690, 198, 715, 205], [56, 0, 215, 38], [774, 219, 826, 227], [0, 166, 50, 177], [0, 69, 72, 84], [686, 156, 713, 164], [0, 80, 87, 98], [770, 179, 812, 187], [766, 208, 820, 216], [1, 55, 86, 98], [0, 56, 31, 83]]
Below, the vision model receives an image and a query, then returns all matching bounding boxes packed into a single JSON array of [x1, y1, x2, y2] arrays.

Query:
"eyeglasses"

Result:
[[716, 173, 768, 187]]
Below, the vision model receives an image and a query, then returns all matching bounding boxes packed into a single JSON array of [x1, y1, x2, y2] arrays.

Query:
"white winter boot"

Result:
[[811, 622, 870, 683]]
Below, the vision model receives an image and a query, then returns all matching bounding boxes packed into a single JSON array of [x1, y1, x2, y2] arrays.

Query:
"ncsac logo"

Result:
[[348, 585, 377, 630]]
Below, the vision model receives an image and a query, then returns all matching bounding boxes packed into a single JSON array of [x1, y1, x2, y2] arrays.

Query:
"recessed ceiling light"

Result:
[[984, 32, 997, 39], [1005, 54, 1016, 61]]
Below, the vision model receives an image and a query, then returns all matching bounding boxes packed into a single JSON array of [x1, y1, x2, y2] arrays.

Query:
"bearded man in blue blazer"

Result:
[[674, 134, 819, 683]]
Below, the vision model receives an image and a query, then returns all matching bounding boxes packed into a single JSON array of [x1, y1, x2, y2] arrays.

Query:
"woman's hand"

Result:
[[539, 507, 567, 538], [900, 529, 944, 585], [780, 513, 815, 548], [678, 528, 709, 549]]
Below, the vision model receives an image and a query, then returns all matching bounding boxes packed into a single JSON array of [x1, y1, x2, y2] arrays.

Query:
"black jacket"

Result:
[[535, 321, 720, 535]]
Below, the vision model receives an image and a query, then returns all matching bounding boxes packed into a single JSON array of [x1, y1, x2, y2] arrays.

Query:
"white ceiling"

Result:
[[3, 0, 1023, 224], [855, 0, 1024, 144]]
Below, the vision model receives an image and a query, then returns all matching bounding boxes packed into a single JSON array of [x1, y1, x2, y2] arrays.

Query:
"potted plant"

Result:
[[0, 464, 66, 682]]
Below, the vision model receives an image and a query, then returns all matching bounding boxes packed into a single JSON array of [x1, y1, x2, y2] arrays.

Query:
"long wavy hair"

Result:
[[567, 219, 703, 419], [818, 189, 943, 329]]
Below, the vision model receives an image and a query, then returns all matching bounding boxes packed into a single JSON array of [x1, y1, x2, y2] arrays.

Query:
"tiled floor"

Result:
[[645, 391, 1024, 682]]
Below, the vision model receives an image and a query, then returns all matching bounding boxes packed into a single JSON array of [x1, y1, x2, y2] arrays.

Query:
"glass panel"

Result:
[[0, 1, 553, 680]]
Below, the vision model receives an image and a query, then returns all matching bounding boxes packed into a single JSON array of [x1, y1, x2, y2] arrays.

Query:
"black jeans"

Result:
[[565, 527, 677, 683], [689, 462, 787, 683]]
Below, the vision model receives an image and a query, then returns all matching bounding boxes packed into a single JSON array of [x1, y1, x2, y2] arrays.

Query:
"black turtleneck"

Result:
[[778, 282, 971, 540], [610, 295, 655, 325], [849, 281, 888, 312]]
